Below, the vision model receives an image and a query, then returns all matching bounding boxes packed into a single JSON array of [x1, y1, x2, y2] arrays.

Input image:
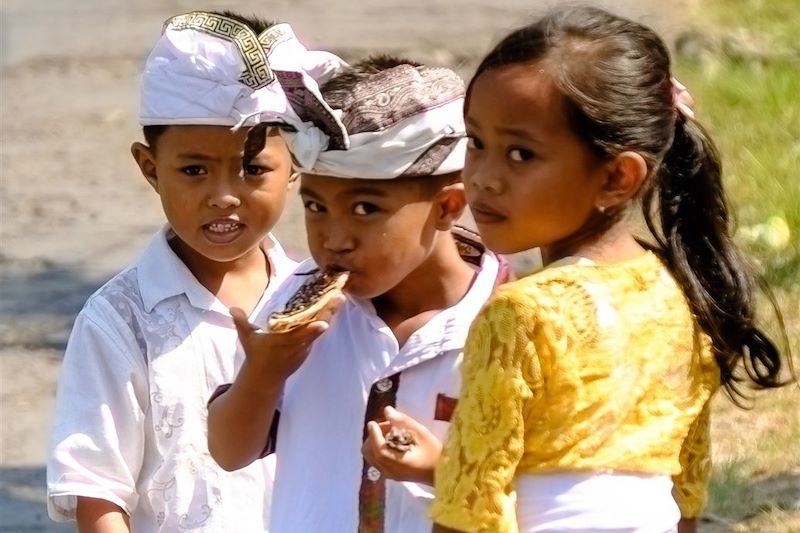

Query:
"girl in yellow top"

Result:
[[361, 6, 791, 533]]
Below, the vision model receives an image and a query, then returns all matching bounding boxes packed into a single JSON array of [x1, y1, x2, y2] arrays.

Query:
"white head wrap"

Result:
[[138, 11, 346, 127], [274, 63, 468, 179]]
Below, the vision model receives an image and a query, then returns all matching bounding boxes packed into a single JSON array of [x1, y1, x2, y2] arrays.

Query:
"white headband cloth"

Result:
[[138, 11, 346, 127], [138, 11, 467, 179], [275, 64, 469, 179]]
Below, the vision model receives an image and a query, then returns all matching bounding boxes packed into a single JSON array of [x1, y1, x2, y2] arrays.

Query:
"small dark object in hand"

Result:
[[385, 427, 415, 452]]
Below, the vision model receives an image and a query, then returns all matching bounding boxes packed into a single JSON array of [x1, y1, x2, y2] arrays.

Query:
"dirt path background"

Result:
[[0, 1, 685, 530]]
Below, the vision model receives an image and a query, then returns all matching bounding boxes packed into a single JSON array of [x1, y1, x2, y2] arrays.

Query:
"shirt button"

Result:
[[367, 466, 381, 482], [375, 378, 393, 393]]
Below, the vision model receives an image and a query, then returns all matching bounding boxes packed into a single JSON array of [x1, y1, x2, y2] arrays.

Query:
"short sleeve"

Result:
[[430, 294, 540, 533], [672, 400, 712, 518], [47, 301, 149, 521]]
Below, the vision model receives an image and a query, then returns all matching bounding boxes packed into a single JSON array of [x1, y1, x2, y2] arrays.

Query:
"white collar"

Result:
[[334, 249, 500, 373], [137, 224, 287, 313]]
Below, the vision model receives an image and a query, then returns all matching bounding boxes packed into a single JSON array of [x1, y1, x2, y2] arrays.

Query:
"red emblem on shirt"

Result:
[[435, 393, 458, 422]]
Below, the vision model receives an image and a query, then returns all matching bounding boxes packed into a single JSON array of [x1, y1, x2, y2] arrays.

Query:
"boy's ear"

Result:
[[596, 151, 647, 212], [434, 181, 467, 231], [131, 142, 159, 192], [288, 171, 301, 190]]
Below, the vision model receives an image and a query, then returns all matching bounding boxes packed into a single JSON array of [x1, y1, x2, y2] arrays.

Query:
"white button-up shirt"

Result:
[[268, 251, 500, 533], [47, 225, 297, 533]]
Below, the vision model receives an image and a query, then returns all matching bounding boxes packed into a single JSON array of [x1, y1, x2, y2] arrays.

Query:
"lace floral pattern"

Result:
[[431, 253, 720, 531], [672, 401, 713, 517]]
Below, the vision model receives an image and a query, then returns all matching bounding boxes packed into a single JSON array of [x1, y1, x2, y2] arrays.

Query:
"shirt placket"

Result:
[[357, 372, 400, 533]]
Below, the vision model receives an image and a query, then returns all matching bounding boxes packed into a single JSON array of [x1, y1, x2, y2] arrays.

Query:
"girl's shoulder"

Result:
[[503, 251, 672, 299], [488, 251, 684, 331], [491, 256, 609, 308], [482, 270, 589, 331]]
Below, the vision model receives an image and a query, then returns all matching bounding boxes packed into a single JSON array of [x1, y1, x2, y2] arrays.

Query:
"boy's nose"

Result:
[[207, 191, 241, 209], [207, 178, 242, 209], [322, 228, 355, 254]]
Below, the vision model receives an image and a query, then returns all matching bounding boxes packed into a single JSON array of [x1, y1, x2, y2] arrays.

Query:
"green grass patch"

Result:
[[674, 56, 800, 285], [673, 0, 799, 287], [709, 460, 755, 519], [698, 0, 800, 50], [708, 457, 800, 526]]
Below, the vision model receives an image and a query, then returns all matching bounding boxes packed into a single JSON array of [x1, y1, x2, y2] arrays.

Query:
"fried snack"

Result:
[[267, 269, 349, 333], [385, 426, 415, 452]]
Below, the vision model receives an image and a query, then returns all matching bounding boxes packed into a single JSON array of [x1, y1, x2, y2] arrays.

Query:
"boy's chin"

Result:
[[340, 279, 391, 301], [339, 283, 375, 301]]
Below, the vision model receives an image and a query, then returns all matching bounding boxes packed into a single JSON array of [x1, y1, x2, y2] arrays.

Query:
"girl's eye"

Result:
[[303, 200, 325, 213], [353, 202, 379, 216], [466, 136, 483, 150], [180, 165, 206, 176], [508, 147, 535, 162]]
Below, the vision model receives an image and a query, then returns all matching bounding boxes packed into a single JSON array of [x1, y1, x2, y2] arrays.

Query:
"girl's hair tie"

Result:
[[671, 77, 695, 119]]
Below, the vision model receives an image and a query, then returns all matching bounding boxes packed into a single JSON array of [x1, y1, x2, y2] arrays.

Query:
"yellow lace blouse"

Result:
[[431, 252, 720, 532]]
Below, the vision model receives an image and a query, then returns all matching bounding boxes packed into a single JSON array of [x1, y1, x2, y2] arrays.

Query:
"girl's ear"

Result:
[[596, 151, 648, 212], [434, 181, 467, 231], [131, 142, 159, 192]]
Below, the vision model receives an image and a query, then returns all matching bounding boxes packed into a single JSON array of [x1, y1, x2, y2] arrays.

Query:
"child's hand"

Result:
[[362, 406, 442, 485], [230, 299, 341, 386]]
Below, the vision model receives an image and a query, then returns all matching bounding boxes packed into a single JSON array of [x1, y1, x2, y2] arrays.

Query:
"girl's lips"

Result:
[[470, 202, 506, 224], [203, 220, 244, 244]]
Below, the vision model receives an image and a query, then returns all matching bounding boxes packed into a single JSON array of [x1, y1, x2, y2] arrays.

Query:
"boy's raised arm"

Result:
[[207, 308, 331, 470]]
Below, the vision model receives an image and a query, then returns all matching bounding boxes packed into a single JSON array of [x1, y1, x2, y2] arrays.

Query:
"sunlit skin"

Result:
[[299, 174, 474, 331], [130, 126, 293, 308], [75, 497, 130, 533], [463, 60, 646, 264]]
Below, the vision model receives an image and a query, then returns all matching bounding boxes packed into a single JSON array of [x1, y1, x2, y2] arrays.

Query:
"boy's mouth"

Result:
[[207, 221, 241, 232], [203, 220, 243, 243], [326, 263, 350, 273], [319, 262, 355, 287]]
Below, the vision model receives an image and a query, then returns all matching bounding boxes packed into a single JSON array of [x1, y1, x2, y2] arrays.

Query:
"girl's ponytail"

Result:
[[643, 115, 786, 400]]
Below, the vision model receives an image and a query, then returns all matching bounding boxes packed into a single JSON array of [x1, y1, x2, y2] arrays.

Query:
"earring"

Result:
[[597, 204, 606, 214]]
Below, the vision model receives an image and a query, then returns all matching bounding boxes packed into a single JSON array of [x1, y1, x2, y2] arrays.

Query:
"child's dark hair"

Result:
[[468, 6, 789, 400], [142, 10, 279, 149], [215, 10, 278, 34]]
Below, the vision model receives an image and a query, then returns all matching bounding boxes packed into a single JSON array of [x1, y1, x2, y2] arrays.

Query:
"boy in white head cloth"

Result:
[[46, 10, 346, 532], [208, 55, 511, 533]]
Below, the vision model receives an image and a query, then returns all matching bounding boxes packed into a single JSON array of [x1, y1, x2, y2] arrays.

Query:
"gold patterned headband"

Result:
[[164, 11, 295, 89]]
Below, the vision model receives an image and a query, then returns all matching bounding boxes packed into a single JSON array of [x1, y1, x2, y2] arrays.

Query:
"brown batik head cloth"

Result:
[[272, 62, 468, 179]]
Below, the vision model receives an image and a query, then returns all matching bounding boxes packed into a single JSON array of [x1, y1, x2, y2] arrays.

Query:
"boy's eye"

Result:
[[303, 200, 325, 213], [244, 165, 270, 177], [180, 165, 206, 176], [466, 136, 483, 150], [352, 202, 379, 216], [508, 147, 535, 162]]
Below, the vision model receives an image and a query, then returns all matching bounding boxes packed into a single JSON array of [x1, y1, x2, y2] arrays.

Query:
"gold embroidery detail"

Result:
[[167, 11, 274, 89]]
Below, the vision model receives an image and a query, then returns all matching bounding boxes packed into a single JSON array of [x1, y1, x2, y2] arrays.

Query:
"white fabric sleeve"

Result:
[[47, 298, 149, 521]]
